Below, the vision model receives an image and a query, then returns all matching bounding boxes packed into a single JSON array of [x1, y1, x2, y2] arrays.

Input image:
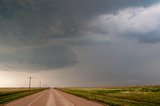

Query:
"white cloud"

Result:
[[89, 3, 160, 42]]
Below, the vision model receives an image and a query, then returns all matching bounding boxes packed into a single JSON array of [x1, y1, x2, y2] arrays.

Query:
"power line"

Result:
[[0, 60, 27, 78], [0, 59, 50, 88]]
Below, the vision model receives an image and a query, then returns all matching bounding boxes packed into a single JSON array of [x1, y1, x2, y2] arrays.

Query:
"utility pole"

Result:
[[28, 76, 33, 90], [39, 81, 41, 88]]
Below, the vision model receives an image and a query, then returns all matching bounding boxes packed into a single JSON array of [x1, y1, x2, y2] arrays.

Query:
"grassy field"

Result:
[[0, 88, 46, 104], [60, 86, 160, 106]]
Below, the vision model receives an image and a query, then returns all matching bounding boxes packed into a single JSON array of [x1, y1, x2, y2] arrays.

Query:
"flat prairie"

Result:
[[60, 85, 160, 106], [0, 88, 46, 104]]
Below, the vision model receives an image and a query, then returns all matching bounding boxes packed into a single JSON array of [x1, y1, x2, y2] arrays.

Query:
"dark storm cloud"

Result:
[[0, 0, 160, 71], [0, 45, 77, 71], [0, 0, 159, 47]]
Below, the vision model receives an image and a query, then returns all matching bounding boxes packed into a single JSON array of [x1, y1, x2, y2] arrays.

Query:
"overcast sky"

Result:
[[0, 0, 160, 87]]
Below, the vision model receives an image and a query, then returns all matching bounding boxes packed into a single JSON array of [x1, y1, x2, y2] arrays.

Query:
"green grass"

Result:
[[0, 88, 47, 104], [59, 86, 160, 106]]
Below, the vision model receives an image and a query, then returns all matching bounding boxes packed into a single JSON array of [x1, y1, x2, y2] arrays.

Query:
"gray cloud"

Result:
[[71, 42, 160, 86], [0, 0, 159, 70], [0, 0, 160, 87], [0, 45, 78, 71], [0, 0, 160, 48], [125, 31, 160, 43]]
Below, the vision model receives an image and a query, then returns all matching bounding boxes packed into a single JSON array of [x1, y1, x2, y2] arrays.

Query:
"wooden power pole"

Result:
[[28, 76, 33, 90], [39, 81, 41, 88]]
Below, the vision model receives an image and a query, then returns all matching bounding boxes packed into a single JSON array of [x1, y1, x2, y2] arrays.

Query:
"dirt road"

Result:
[[5, 89, 103, 106]]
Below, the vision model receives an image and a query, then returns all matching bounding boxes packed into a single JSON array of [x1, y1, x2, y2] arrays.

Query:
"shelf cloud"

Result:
[[0, 0, 160, 86]]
